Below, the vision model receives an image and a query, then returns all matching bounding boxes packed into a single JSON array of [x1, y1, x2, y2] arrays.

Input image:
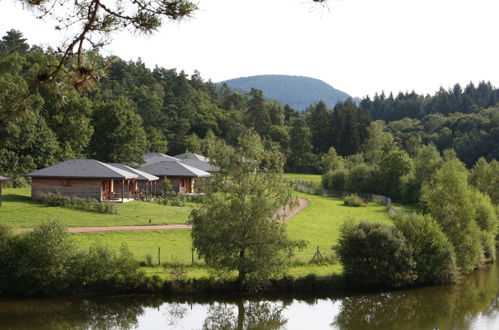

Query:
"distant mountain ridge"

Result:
[[219, 75, 354, 111]]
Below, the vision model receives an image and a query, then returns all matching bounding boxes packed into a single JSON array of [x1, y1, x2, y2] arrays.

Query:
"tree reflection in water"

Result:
[[203, 300, 288, 330], [0, 296, 161, 330], [332, 262, 499, 330], [164, 302, 188, 328]]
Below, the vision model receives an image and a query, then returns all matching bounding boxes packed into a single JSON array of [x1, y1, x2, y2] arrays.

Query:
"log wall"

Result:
[[31, 177, 103, 200]]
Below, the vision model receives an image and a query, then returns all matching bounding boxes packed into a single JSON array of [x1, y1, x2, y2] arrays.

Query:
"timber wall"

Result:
[[31, 177, 102, 200]]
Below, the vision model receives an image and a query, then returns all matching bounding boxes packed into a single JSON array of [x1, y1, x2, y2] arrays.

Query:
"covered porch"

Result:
[[101, 178, 138, 203]]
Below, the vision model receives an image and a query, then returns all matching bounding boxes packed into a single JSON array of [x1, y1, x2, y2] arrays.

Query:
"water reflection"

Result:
[[202, 301, 287, 330], [1, 262, 498, 329], [332, 262, 499, 330]]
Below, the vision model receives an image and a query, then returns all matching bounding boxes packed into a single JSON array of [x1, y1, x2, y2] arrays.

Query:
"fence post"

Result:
[[158, 247, 161, 266]]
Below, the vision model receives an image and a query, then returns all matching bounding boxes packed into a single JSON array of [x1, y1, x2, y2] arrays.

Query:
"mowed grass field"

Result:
[[283, 173, 322, 183], [0, 187, 191, 228], [72, 191, 395, 279]]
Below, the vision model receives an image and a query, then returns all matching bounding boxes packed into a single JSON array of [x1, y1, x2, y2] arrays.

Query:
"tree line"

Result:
[[1, 29, 498, 182]]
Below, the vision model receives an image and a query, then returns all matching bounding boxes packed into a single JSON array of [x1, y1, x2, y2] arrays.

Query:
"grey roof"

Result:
[[108, 163, 159, 181], [143, 153, 179, 165], [0, 176, 9, 181], [26, 159, 138, 179], [139, 160, 211, 178], [180, 158, 220, 172], [174, 152, 209, 162]]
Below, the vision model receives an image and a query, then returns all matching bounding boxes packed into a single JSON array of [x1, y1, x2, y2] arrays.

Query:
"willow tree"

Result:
[[189, 132, 306, 288]]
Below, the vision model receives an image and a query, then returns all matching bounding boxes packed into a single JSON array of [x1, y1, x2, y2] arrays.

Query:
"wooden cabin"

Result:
[[108, 163, 159, 199], [26, 159, 139, 202], [139, 160, 211, 194], [0, 176, 10, 207]]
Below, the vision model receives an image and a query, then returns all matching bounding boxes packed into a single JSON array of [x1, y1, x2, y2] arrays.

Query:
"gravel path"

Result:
[[14, 197, 310, 235]]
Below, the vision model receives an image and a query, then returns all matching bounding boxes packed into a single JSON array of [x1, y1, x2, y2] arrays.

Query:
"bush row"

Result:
[[154, 194, 206, 207], [37, 193, 117, 214], [0, 221, 143, 297]]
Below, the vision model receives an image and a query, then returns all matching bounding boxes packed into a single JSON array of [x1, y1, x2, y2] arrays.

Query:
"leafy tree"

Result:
[[189, 132, 306, 288], [89, 97, 148, 165], [0, 53, 60, 176], [470, 157, 499, 204], [321, 147, 344, 173], [395, 213, 458, 284], [469, 190, 498, 260], [376, 149, 413, 200], [401, 144, 443, 203], [421, 154, 483, 272], [334, 221, 417, 288], [362, 121, 395, 165]]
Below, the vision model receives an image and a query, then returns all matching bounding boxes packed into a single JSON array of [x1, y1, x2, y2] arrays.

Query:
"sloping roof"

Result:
[[180, 158, 220, 172], [0, 176, 9, 181], [143, 153, 179, 165], [139, 160, 211, 178], [26, 159, 138, 179], [108, 163, 159, 181], [174, 152, 209, 162]]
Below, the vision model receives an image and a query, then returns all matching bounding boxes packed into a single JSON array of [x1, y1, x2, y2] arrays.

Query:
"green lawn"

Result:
[[286, 192, 394, 261], [0, 187, 191, 228], [283, 173, 322, 183], [71, 191, 393, 279]]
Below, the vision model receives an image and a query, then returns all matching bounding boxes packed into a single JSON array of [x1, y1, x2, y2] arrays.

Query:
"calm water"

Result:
[[1, 263, 499, 330]]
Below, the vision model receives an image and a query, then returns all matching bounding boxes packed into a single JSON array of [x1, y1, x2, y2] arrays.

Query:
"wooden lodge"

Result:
[[139, 160, 211, 194], [26, 159, 140, 202], [107, 163, 159, 199], [0, 175, 10, 207]]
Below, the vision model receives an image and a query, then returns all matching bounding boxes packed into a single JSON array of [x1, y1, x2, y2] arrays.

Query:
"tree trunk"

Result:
[[237, 300, 245, 330], [237, 248, 246, 289]]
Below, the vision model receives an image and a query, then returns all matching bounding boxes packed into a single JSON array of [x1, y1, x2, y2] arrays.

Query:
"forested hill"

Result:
[[219, 75, 353, 111]]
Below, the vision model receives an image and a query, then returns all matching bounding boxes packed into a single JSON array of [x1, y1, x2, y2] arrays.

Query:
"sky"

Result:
[[0, 0, 498, 98]]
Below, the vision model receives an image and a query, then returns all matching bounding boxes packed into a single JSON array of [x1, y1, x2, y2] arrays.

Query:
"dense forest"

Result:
[[1, 29, 498, 182]]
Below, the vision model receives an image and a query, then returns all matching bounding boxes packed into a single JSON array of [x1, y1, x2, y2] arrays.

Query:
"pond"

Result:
[[1, 262, 498, 329]]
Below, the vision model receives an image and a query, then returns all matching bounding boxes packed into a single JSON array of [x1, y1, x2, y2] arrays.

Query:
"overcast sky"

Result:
[[0, 0, 498, 98]]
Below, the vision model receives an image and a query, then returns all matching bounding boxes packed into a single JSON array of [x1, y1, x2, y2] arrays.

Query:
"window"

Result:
[[62, 179, 71, 187]]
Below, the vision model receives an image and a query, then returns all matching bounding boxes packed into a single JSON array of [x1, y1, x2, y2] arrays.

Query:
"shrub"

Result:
[[37, 193, 117, 214], [334, 221, 417, 288], [0, 221, 143, 297], [322, 169, 347, 191], [345, 164, 373, 193], [0, 221, 76, 295], [343, 194, 366, 207], [395, 213, 459, 284], [154, 197, 186, 207], [71, 243, 143, 291]]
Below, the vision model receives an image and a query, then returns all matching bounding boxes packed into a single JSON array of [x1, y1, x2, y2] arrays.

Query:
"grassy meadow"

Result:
[[1, 185, 411, 280], [283, 173, 322, 183], [0, 187, 191, 227], [72, 191, 394, 279]]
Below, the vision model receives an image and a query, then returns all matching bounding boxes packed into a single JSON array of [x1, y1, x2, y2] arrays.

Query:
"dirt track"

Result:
[[16, 197, 310, 234]]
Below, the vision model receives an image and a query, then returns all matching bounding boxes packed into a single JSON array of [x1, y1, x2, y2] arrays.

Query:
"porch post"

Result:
[[121, 180, 125, 203]]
